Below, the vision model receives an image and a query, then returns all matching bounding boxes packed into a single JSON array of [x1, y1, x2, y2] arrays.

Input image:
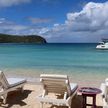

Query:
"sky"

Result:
[[0, 0, 108, 43]]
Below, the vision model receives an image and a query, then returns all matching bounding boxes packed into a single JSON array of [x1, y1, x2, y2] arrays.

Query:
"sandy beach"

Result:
[[0, 0, 108, 107], [0, 82, 103, 108]]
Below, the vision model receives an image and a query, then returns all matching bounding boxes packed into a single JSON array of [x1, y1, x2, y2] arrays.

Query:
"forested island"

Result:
[[0, 34, 47, 43]]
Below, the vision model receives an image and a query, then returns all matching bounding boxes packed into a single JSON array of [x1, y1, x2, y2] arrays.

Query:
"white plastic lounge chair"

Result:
[[37, 74, 78, 108], [0, 71, 26, 104], [100, 78, 108, 108]]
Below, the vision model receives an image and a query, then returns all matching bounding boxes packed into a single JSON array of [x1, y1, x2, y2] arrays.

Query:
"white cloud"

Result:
[[66, 2, 108, 32], [0, 18, 51, 40], [39, 28, 49, 34], [44, 1, 108, 42], [28, 17, 52, 24], [0, 0, 31, 7], [1, 1, 108, 42]]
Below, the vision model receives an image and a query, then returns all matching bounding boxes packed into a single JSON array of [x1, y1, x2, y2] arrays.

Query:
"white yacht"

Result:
[[96, 39, 108, 49]]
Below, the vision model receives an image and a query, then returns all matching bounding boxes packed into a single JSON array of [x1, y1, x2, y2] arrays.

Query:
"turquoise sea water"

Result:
[[0, 43, 108, 86]]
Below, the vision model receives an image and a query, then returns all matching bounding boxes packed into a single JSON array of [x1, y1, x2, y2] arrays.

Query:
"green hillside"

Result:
[[0, 34, 47, 43]]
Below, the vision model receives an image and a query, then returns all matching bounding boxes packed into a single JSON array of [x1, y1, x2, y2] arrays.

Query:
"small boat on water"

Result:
[[96, 39, 108, 49]]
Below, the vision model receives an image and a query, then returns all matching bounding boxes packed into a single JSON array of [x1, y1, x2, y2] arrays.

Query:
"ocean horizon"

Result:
[[0, 43, 107, 86]]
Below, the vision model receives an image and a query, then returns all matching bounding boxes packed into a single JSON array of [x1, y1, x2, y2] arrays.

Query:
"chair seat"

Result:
[[38, 96, 67, 105], [38, 83, 78, 102], [7, 78, 26, 87]]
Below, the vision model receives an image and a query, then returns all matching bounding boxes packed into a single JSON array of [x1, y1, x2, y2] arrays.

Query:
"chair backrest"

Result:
[[40, 74, 71, 96], [0, 71, 9, 90], [102, 78, 108, 102]]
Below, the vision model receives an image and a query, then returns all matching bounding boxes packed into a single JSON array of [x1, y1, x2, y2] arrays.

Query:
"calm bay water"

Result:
[[0, 43, 108, 86]]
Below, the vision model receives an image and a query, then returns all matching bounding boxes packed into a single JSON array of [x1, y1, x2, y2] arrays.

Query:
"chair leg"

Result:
[[21, 86, 24, 93], [40, 102, 43, 108], [19, 86, 24, 93], [68, 102, 71, 108], [3, 93, 7, 104]]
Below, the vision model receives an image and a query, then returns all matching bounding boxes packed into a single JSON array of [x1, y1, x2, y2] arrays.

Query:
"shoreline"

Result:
[[2, 68, 106, 88]]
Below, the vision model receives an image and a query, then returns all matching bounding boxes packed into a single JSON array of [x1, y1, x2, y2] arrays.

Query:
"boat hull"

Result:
[[96, 45, 108, 49]]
